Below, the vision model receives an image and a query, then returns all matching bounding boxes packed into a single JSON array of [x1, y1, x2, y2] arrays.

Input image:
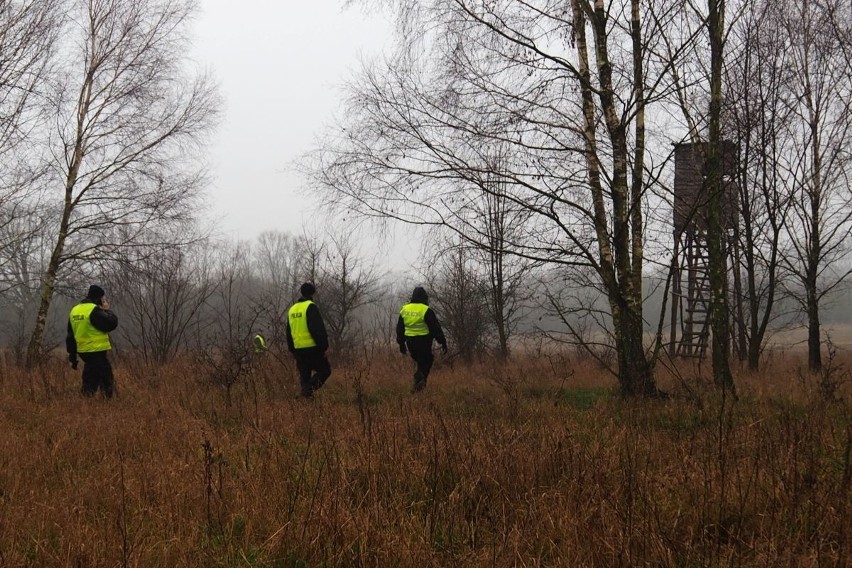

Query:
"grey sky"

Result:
[[192, 1, 391, 240]]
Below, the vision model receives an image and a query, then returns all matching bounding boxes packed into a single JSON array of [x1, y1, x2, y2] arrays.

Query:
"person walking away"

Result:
[[397, 286, 447, 392], [67, 285, 119, 398], [286, 282, 331, 398]]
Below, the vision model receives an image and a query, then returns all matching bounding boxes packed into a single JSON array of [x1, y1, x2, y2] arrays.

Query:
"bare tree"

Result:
[[423, 239, 489, 361], [540, 264, 615, 366], [25, 0, 220, 365], [0, 0, 60, 165], [465, 166, 537, 359], [306, 230, 383, 354], [426, 202, 534, 361], [310, 0, 696, 396], [194, 239, 262, 402], [0, 205, 55, 360], [705, 0, 736, 392], [775, 0, 852, 372], [105, 234, 216, 364], [661, 0, 737, 392], [251, 230, 302, 346], [297, 230, 326, 288], [0, 1, 62, 281], [209, 239, 256, 345], [400, 165, 535, 361], [724, 0, 794, 370]]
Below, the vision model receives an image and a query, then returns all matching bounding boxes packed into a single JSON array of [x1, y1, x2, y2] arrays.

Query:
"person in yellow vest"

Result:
[[286, 282, 331, 398], [66, 285, 119, 398], [396, 286, 447, 393], [253, 332, 268, 354]]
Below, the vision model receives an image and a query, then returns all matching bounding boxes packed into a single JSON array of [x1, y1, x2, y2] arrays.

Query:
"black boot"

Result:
[[411, 370, 426, 393]]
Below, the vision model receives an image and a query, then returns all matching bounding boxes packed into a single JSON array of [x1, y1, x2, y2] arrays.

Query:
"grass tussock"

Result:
[[0, 350, 849, 567]]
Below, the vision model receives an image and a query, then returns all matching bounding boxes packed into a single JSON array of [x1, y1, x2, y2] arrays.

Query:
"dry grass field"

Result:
[[0, 349, 849, 567]]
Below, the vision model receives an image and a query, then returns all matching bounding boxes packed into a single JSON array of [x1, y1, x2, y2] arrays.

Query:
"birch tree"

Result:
[[25, 0, 219, 365], [312, 0, 691, 396], [777, 0, 852, 372]]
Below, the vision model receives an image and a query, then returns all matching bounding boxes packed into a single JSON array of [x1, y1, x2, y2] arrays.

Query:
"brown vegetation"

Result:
[[0, 351, 849, 567]]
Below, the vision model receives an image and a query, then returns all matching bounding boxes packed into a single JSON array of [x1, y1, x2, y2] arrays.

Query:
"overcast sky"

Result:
[[192, 1, 392, 241]]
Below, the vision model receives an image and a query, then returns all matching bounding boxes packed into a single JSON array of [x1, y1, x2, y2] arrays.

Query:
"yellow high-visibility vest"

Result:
[[69, 303, 111, 353], [400, 303, 429, 336], [288, 301, 317, 348]]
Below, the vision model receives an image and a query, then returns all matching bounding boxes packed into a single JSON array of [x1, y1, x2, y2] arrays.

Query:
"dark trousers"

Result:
[[294, 347, 331, 397], [405, 337, 434, 387], [79, 351, 114, 398]]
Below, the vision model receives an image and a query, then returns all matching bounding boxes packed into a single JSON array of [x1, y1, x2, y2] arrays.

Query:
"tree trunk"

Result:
[[614, 297, 656, 397], [706, 0, 736, 395], [489, 247, 510, 359], [731, 223, 748, 364], [25, 217, 69, 366], [25, 160, 80, 367], [805, 67, 823, 372], [494, 292, 509, 359], [573, 0, 659, 397], [747, 335, 761, 371], [806, 277, 822, 371]]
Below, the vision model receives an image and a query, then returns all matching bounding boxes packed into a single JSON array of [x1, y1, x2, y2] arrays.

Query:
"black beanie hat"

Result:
[[300, 282, 316, 297], [411, 286, 429, 304], [87, 285, 105, 300]]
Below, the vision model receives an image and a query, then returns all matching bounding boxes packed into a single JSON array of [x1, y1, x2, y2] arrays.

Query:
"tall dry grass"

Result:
[[0, 349, 848, 567]]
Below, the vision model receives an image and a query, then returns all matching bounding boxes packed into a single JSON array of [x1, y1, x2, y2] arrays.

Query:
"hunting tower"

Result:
[[669, 141, 738, 358]]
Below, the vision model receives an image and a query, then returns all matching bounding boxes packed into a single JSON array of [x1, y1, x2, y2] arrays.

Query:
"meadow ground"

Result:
[[0, 348, 849, 567]]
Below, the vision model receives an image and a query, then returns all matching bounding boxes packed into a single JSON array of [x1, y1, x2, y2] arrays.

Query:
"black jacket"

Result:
[[286, 297, 329, 352], [66, 299, 119, 357]]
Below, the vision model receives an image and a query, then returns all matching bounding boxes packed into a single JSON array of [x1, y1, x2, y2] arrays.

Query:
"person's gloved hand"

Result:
[[69, 354, 78, 370], [440, 343, 448, 355], [399, 343, 407, 355]]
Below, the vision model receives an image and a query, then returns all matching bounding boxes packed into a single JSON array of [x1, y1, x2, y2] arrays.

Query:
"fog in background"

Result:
[[192, 1, 393, 240]]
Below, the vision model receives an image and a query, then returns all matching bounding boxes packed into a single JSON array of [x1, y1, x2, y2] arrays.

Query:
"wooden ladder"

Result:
[[677, 233, 711, 357]]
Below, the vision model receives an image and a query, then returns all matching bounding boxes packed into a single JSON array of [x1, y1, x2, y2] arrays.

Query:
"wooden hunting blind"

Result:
[[670, 141, 738, 357]]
